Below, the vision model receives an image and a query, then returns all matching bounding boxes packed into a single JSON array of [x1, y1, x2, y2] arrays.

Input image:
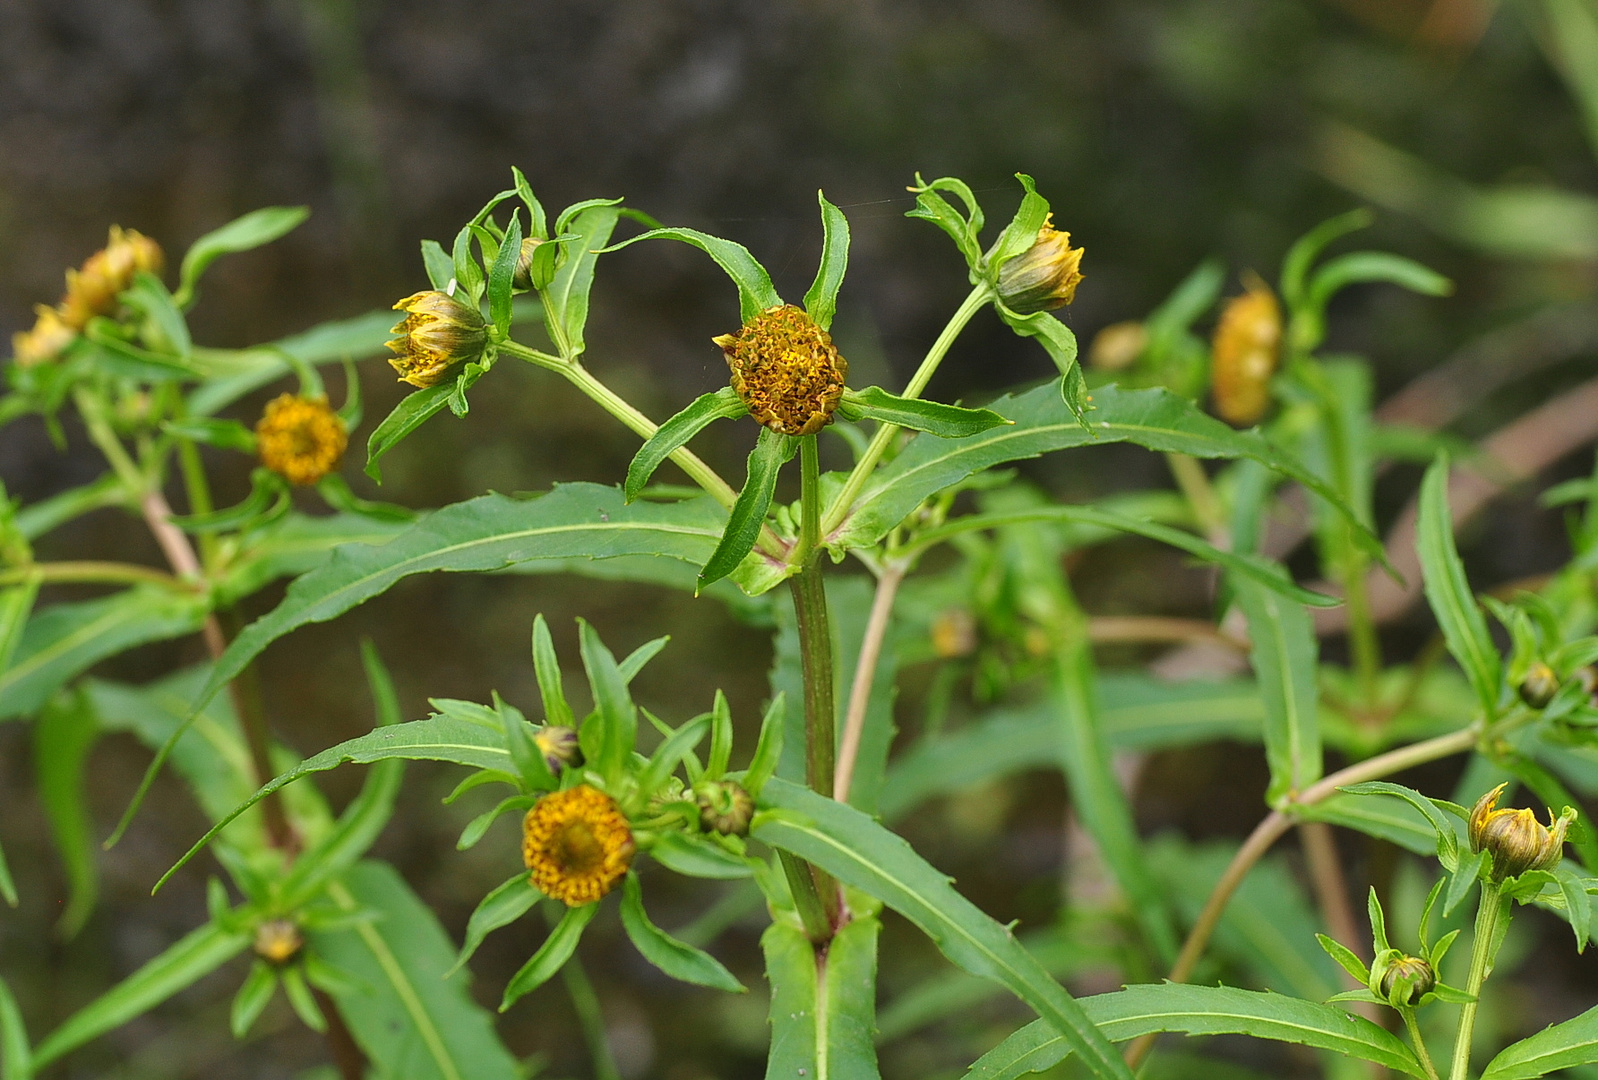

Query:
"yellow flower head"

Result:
[[253, 918, 304, 965], [1210, 274, 1281, 427], [522, 785, 634, 906], [1469, 782, 1575, 880], [715, 304, 848, 436], [256, 393, 348, 486], [996, 214, 1084, 315], [386, 290, 488, 388], [59, 225, 164, 330], [12, 305, 77, 368]]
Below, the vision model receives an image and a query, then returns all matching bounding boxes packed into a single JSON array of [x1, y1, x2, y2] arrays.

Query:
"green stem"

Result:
[[73, 389, 147, 493], [176, 437, 219, 567], [792, 435, 822, 565], [1165, 452, 1227, 546], [559, 947, 622, 1080], [0, 561, 183, 590], [820, 284, 991, 537], [1343, 550, 1383, 711], [1403, 1007, 1441, 1080], [1448, 880, 1505, 1080]]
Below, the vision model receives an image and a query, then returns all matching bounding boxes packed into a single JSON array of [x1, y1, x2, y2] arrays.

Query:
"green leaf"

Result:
[[646, 831, 755, 879], [762, 914, 880, 1080], [905, 174, 986, 271], [838, 382, 1384, 569], [905, 504, 1334, 608], [0, 842, 14, 910], [802, 192, 850, 331], [31, 921, 250, 1068], [752, 779, 1135, 1080], [578, 619, 637, 784], [34, 691, 99, 936], [192, 484, 725, 719], [162, 416, 257, 453], [1338, 782, 1465, 868], [1235, 575, 1323, 805], [422, 239, 455, 291], [541, 204, 621, 358], [488, 211, 521, 337], [1481, 999, 1598, 1079], [230, 960, 279, 1038], [313, 861, 522, 1080], [364, 368, 485, 482], [995, 306, 1085, 422], [451, 224, 484, 304], [742, 693, 786, 797], [638, 713, 710, 796], [500, 901, 599, 1011], [1301, 792, 1437, 855], [963, 984, 1424, 1080], [707, 689, 733, 780], [620, 873, 743, 992], [838, 386, 1011, 438], [1308, 252, 1452, 310], [0, 586, 208, 720], [277, 747, 404, 909], [619, 634, 670, 683], [531, 613, 574, 728], [699, 428, 790, 590], [602, 227, 780, 324], [1418, 456, 1502, 717], [1317, 933, 1372, 985], [0, 975, 30, 1080], [986, 173, 1050, 271], [450, 873, 541, 977], [157, 711, 509, 890], [1279, 209, 1373, 309], [625, 387, 746, 500], [123, 272, 192, 357], [176, 206, 310, 307]]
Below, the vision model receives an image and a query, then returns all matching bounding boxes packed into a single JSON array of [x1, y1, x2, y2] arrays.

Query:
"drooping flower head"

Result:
[[256, 393, 348, 486], [385, 290, 488, 388], [1469, 782, 1575, 880], [12, 305, 77, 368], [1210, 274, 1282, 427], [522, 785, 634, 906], [996, 214, 1084, 315], [59, 225, 164, 330], [715, 304, 848, 436]]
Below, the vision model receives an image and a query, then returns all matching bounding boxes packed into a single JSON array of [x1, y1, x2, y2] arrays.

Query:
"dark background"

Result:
[[1, 1, 1595, 1077]]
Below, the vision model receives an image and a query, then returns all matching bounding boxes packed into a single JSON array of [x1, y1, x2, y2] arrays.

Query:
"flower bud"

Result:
[[11, 305, 76, 368], [931, 608, 977, 659], [534, 725, 583, 773], [696, 780, 755, 837], [386, 290, 488, 388], [1469, 782, 1576, 879], [58, 225, 164, 330], [1375, 953, 1435, 1007], [255, 393, 348, 486], [253, 918, 304, 966], [1519, 663, 1560, 709], [996, 215, 1084, 315], [716, 304, 847, 436], [1088, 321, 1147, 372], [1210, 274, 1281, 427], [512, 236, 551, 291]]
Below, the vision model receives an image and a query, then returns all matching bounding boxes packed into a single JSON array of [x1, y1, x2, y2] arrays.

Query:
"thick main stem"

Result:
[[821, 284, 990, 536], [1448, 880, 1504, 1080]]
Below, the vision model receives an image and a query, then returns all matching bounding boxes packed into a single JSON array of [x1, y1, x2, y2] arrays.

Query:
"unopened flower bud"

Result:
[[11, 305, 76, 368], [997, 215, 1084, 315], [253, 919, 303, 966], [511, 236, 550, 291], [534, 725, 582, 773], [1519, 663, 1560, 709], [58, 225, 164, 330], [386, 290, 488, 388], [716, 304, 847, 436], [1089, 321, 1147, 372], [1376, 953, 1435, 1007], [1210, 274, 1281, 427], [1469, 782, 1576, 879], [696, 780, 754, 837], [931, 608, 977, 659], [256, 393, 348, 486]]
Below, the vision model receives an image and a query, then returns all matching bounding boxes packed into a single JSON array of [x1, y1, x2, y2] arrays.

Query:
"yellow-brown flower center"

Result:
[[255, 393, 348, 486], [716, 305, 847, 436], [522, 785, 634, 906]]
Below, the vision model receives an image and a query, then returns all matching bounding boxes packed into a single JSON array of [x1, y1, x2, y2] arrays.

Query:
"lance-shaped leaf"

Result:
[[365, 368, 485, 482], [421, 238, 455, 291], [801, 192, 850, 331], [1338, 782, 1466, 870], [752, 779, 1135, 1080], [985, 173, 1050, 271], [620, 873, 743, 992], [838, 386, 1011, 439], [1280, 209, 1373, 308], [699, 428, 790, 590], [531, 613, 574, 728], [1294, 251, 1452, 352], [500, 902, 599, 1011], [906, 173, 986, 271], [601, 227, 781, 323], [838, 382, 1385, 568], [541, 203, 621, 358], [451, 874, 542, 977], [175, 206, 310, 307], [0, 975, 29, 1080], [31, 921, 250, 1068], [578, 619, 636, 784], [230, 960, 279, 1038], [625, 387, 746, 500], [1235, 574, 1323, 805], [646, 831, 755, 879], [0, 842, 14, 910], [962, 983, 1425, 1080], [763, 915, 879, 1080], [313, 862, 522, 1080], [35, 692, 99, 935], [995, 304, 1085, 423], [1481, 998, 1598, 1079], [488, 210, 522, 337], [1418, 456, 1502, 717], [737, 693, 785, 797], [637, 714, 710, 795]]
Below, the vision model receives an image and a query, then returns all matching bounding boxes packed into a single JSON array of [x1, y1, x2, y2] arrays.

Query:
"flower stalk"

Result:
[[1448, 880, 1505, 1080]]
